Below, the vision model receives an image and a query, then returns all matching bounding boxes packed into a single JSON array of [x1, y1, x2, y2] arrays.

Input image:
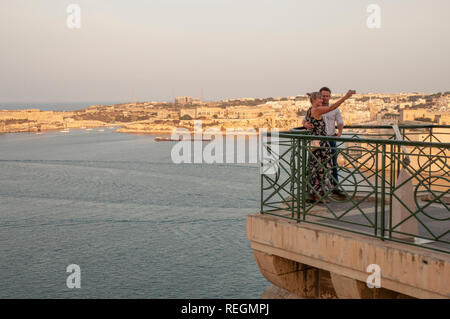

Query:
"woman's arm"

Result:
[[312, 90, 355, 119]]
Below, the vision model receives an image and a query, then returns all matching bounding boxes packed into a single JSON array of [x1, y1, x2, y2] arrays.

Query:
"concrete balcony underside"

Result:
[[246, 213, 450, 299]]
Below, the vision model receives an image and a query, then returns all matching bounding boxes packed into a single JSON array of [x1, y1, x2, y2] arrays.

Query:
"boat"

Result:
[[155, 136, 213, 142], [155, 137, 182, 142], [85, 128, 93, 131], [98, 128, 105, 132], [193, 138, 212, 141], [60, 121, 69, 133]]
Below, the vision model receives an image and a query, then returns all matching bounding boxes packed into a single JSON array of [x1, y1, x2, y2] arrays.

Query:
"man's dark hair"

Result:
[[319, 87, 331, 94]]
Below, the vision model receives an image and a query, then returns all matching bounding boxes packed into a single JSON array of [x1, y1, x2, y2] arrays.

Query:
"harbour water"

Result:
[[0, 129, 267, 298]]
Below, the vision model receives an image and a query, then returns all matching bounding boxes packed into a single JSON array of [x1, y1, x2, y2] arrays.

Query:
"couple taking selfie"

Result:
[[302, 87, 356, 203]]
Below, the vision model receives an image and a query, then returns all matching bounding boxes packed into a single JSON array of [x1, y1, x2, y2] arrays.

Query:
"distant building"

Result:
[[192, 98, 203, 105], [157, 109, 179, 119], [439, 114, 450, 125], [175, 96, 193, 105], [196, 107, 225, 118], [381, 113, 400, 124], [180, 107, 197, 119], [369, 105, 379, 121], [342, 111, 371, 125], [225, 106, 273, 119], [400, 108, 438, 123]]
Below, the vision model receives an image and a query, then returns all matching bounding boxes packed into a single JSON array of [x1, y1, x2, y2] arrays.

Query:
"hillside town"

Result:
[[1, 92, 449, 135]]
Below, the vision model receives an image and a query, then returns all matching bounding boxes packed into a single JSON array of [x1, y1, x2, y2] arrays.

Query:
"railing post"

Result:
[[429, 127, 432, 191], [374, 142, 379, 237], [301, 138, 307, 221], [260, 131, 264, 214], [290, 137, 296, 219], [380, 143, 386, 240], [388, 141, 394, 240], [295, 137, 299, 221]]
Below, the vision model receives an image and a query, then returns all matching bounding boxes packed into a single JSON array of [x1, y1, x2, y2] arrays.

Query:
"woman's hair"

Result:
[[307, 92, 322, 104]]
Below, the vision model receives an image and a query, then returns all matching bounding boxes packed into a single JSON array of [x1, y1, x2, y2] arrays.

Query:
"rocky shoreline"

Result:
[[0, 108, 301, 135]]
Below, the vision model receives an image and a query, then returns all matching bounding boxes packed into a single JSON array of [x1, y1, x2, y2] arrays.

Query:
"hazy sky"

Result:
[[1, 0, 449, 104]]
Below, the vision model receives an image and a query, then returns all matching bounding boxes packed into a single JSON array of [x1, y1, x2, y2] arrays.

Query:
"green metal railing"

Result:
[[260, 125, 450, 253]]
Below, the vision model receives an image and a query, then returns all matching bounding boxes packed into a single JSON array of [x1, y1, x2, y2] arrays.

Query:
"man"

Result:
[[303, 87, 346, 197]]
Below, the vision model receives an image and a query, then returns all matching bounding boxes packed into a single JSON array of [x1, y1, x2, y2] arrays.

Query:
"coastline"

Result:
[[0, 106, 302, 135], [0, 125, 274, 136], [116, 128, 265, 136]]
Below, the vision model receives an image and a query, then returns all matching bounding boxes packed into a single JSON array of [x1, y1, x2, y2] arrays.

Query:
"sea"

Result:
[[0, 127, 268, 298]]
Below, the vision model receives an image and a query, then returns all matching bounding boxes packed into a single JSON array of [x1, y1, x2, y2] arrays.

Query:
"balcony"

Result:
[[248, 125, 449, 298]]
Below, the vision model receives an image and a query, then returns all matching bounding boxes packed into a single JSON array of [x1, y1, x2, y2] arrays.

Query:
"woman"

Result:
[[305, 90, 355, 203]]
